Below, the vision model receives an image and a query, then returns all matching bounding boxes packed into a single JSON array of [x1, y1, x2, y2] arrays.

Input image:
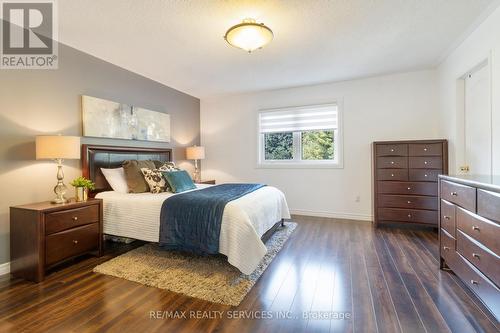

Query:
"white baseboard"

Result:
[[0, 262, 10, 276], [290, 209, 373, 222]]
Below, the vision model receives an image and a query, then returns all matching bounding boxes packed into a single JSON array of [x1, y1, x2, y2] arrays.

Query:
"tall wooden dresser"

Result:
[[373, 139, 448, 227], [439, 175, 500, 321]]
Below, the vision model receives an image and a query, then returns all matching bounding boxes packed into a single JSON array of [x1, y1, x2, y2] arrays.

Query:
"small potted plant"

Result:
[[70, 176, 95, 202]]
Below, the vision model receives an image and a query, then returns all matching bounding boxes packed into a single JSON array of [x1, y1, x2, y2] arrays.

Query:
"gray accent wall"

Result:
[[0, 42, 200, 265]]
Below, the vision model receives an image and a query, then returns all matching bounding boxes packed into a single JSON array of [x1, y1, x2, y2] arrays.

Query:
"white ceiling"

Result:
[[59, 0, 497, 98]]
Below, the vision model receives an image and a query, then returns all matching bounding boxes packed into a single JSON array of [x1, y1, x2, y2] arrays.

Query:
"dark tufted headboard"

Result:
[[82, 144, 172, 196]]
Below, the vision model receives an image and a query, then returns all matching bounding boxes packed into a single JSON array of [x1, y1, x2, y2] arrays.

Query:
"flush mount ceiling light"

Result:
[[224, 18, 273, 53]]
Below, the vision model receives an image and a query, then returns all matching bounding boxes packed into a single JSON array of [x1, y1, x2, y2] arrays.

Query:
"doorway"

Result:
[[462, 61, 492, 175]]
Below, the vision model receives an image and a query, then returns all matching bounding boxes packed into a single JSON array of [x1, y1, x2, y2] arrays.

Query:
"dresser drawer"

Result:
[[440, 180, 476, 211], [45, 204, 99, 235], [440, 200, 456, 237], [378, 208, 438, 224], [377, 181, 437, 196], [440, 228, 456, 263], [409, 169, 441, 182], [477, 189, 500, 223], [448, 253, 500, 320], [409, 143, 442, 156], [376, 144, 408, 157], [377, 156, 407, 169], [457, 207, 499, 255], [408, 157, 443, 169], [46, 223, 99, 266], [378, 195, 437, 210], [457, 230, 500, 287], [377, 169, 408, 181]]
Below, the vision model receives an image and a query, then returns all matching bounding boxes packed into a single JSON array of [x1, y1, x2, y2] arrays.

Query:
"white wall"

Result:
[[437, 5, 500, 174], [201, 70, 440, 220]]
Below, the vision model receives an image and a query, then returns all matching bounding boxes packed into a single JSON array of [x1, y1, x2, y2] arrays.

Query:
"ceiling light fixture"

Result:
[[224, 18, 273, 53]]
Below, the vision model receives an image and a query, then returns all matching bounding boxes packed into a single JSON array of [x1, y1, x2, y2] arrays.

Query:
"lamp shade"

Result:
[[186, 146, 205, 160], [36, 135, 81, 160]]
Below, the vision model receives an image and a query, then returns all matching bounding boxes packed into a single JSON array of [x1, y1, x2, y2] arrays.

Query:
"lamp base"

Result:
[[52, 197, 68, 204], [193, 160, 201, 183], [52, 160, 68, 204]]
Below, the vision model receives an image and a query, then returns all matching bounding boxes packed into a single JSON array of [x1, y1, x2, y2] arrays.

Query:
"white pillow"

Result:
[[100, 167, 129, 193]]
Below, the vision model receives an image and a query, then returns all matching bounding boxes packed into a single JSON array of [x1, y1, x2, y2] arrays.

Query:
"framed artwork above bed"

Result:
[[81, 95, 171, 142]]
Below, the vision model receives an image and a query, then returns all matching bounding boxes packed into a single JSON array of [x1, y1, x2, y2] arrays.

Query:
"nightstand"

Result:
[[196, 180, 216, 185], [10, 198, 103, 282]]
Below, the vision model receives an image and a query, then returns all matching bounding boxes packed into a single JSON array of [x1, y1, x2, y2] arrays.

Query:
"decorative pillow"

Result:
[[152, 160, 166, 169], [157, 161, 180, 171], [162, 170, 196, 193], [140, 168, 168, 194], [122, 160, 156, 193], [100, 167, 128, 193]]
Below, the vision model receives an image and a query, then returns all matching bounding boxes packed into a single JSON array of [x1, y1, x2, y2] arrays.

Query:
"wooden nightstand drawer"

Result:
[[46, 223, 99, 266], [45, 204, 99, 235]]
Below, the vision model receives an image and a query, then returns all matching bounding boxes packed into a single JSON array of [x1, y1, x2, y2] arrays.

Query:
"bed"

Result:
[[82, 145, 291, 274]]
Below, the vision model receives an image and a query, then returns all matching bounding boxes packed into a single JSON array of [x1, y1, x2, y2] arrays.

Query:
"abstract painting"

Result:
[[82, 95, 171, 142]]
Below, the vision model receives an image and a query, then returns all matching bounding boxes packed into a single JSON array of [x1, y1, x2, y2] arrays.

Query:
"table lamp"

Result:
[[186, 145, 205, 182], [36, 135, 81, 204]]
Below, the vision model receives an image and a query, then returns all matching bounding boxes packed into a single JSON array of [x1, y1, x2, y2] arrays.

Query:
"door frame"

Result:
[[455, 54, 493, 175]]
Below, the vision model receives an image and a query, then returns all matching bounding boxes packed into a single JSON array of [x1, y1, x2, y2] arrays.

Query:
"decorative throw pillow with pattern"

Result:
[[140, 168, 168, 193], [158, 161, 180, 172]]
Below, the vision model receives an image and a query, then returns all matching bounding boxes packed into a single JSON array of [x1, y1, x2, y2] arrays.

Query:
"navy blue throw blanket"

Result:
[[159, 183, 266, 254]]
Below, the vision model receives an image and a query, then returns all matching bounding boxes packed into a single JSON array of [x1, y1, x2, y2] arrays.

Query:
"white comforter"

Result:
[[96, 184, 290, 274]]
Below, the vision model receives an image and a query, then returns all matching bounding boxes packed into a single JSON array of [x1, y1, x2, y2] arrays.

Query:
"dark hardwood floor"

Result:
[[0, 216, 498, 333]]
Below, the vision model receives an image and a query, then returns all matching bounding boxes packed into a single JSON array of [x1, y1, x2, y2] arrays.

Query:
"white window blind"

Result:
[[259, 104, 338, 133]]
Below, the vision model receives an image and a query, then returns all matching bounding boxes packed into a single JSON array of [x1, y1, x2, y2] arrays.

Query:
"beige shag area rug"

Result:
[[93, 222, 297, 306]]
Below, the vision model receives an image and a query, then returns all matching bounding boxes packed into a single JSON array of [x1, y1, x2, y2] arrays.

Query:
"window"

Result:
[[258, 103, 342, 167]]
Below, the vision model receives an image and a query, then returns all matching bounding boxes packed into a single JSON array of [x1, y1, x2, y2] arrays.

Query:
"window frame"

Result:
[[257, 102, 344, 169]]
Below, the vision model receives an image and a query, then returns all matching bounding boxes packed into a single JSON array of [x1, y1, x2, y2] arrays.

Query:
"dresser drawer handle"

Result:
[[472, 226, 480, 232], [424, 148, 428, 152], [443, 216, 450, 220], [72, 216, 78, 221], [391, 174, 395, 177], [73, 240, 79, 245], [470, 280, 479, 286], [472, 253, 480, 259], [443, 246, 450, 251], [424, 161, 428, 165], [390, 148, 395, 152], [391, 161, 395, 165], [407, 201, 411, 204], [424, 174, 428, 177], [407, 187, 411, 190], [407, 214, 412, 218], [451, 192, 457, 196]]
